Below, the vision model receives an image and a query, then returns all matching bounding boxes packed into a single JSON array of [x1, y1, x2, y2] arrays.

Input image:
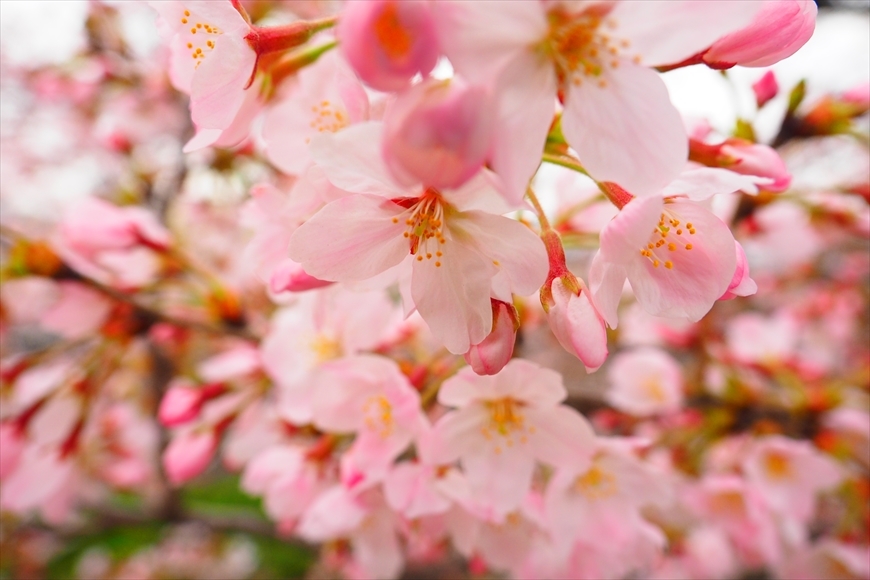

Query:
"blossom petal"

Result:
[[490, 52, 558, 204], [190, 34, 256, 130], [453, 211, 548, 296], [308, 122, 402, 197], [526, 406, 596, 470], [288, 194, 408, 282], [411, 238, 495, 354], [562, 60, 686, 196]]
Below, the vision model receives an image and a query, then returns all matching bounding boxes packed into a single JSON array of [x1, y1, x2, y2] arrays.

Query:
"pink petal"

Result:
[[288, 194, 409, 282], [562, 61, 686, 196], [462, 444, 536, 518], [411, 237, 495, 354], [190, 34, 257, 131], [490, 52, 558, 204], [454, 210, 548, 296], [704, 0, 817, 67], [493, 359, 567, 408]]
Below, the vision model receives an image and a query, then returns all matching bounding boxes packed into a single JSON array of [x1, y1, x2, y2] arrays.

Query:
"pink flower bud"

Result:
[[162, 430, 217, 486], [721, 141, 791, 192], [703, 0, 817, 68], [338, 0, 440, 92], [546, 278, 608, 372], [464, 300, 517, 375], [383, 77, 494, 189], [158, 380, 205, 427], [752, 71, 779, 108]]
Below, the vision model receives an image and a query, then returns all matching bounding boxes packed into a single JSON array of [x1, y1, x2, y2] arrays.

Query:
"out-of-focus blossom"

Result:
[[338, 0, 440, 92], [383, 77, 495, 190], [426, 360, 596, 518], [606, 348, 684, 416]]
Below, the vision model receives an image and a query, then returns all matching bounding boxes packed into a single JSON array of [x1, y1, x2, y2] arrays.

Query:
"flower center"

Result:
[[763, 451, 792, 480], [373, 2, 413, 60], [306, 100, 348, 138], [363, 395, 394, 438], [179, 10, 223, 69], [480, 398, 534, 454], [638, 210, 697, 270], [574, 463, 618, 500], [643, 379, 668, 402], [310, 334, 342, 362], [543, 7, 636, 89], [398, 189, 447, 268]]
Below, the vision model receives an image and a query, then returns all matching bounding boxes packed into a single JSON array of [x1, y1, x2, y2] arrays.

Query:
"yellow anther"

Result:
[[664, 261, 674, 269]]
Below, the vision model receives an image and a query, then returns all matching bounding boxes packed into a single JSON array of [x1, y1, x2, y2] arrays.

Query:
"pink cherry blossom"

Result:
[[605, 348, 684, 416], [591, 194, 738, 326], [435, 1, 762, 201], [426, 359, 596, 518], [725, 311, 799, 365], [703, 0, 817, 68], [382, 77, 495, 190], [150, 1, 256, 146], [383, 462, 452, 520], [337, 0, 440, 92], [463, 300, 517, 376], [742, 435, 843, 523], [288, 123, 547, 354]]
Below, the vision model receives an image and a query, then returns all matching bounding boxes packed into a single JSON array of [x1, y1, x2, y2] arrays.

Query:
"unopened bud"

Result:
[[546, 278, 608, 372], [464, 301, 518, 375]]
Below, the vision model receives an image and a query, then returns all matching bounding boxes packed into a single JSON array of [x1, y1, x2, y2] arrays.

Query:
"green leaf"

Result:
[[787, 80, 806, 115]]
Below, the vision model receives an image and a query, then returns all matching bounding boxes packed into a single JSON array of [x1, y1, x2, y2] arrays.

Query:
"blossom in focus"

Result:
[[436, 0, 763, 201], [590, 194, 738, 326], [288, 123, 547, 354], [150, 1, 256, 149]]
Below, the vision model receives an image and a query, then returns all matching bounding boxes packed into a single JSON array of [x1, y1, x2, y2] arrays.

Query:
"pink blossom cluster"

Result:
[[1, 1, 868, 579]]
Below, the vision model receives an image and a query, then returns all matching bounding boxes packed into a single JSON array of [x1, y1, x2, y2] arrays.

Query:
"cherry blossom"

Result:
[[426, 359, 596, 517], [288, 122, 547, 354], [435, 1, 763, 201]]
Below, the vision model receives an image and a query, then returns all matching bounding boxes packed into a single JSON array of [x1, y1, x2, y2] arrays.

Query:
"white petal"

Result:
[[562, 61, 686, 196]]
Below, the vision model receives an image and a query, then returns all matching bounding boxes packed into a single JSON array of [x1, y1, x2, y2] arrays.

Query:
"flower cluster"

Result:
[[1, 1, 868, 579]]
